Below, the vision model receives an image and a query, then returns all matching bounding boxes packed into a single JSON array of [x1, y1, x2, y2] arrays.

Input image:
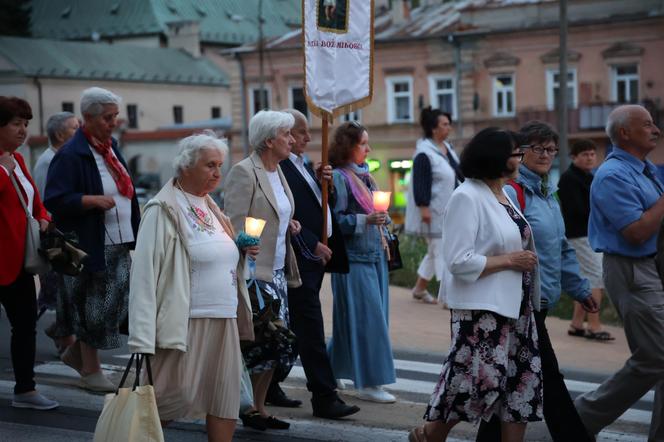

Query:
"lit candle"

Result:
[[373, 191, 391, 212], [245, 217, 266, 238]]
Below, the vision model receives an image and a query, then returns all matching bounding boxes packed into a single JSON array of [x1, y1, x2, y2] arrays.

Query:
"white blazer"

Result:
[[439, 178, 541, 319]]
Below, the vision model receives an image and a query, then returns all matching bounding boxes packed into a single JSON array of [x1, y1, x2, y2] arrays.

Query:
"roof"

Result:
[[233, 0, 662, 52], [29, 0, 301, 46], [0, 36, 229, 86]]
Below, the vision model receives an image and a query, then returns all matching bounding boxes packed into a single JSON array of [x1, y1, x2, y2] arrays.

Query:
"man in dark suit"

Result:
[[269, 108, 359, 419]]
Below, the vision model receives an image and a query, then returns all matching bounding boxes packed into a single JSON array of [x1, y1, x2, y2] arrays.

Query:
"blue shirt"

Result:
[[588, 146, 664, 257], [505, 165, 590, 308]]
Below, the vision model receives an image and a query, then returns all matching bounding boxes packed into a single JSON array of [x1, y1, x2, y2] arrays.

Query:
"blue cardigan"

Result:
[[44, 128, 140, 272]]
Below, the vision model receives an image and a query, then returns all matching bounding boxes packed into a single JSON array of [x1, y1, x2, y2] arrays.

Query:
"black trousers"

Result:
[[0, 271, 38, 395], [476, 309, 592, 442], [286, 268, 338, 404]]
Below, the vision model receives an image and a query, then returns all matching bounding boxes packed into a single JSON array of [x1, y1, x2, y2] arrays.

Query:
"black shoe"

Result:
[[264, 415, 290, 430], [266, 384, 302, 408], [313, 397, 360, 419], [239, 411, 267, 431]]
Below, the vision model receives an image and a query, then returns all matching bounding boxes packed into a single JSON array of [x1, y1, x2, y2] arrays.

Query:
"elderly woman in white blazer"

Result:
[[224, 110, 302, 431], [409, 128, 543, 442]]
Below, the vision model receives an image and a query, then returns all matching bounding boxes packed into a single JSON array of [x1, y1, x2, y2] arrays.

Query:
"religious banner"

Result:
[[303, 0, 374, 117]]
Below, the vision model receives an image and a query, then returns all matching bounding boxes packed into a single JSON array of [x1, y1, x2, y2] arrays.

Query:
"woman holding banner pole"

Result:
[[327, 121, 397, 403]]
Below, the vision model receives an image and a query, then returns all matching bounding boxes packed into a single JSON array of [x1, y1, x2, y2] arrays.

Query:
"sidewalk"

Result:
[[318, 275, 630, 377]]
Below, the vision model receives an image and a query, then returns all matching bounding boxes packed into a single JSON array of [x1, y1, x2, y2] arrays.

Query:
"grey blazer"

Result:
[[224, 152, 301, 288]]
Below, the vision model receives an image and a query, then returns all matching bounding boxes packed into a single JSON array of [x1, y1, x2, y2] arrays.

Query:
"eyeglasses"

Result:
[[510, 151, 525, 162], [527, 145, 559, 156]]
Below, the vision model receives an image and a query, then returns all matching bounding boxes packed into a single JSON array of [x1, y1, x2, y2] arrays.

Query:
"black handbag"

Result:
[[40, 226, 88, 276], [386, 230, 403, 271]]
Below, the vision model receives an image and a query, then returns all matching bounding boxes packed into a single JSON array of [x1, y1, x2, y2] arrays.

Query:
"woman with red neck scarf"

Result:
[[44, 87, 140, 392]]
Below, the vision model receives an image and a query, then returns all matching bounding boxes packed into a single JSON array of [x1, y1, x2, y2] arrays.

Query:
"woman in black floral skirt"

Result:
[[409, 128, 543, 442]]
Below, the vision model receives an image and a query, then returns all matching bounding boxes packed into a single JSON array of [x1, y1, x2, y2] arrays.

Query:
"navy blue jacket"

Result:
[[44, 128, 140, 272]]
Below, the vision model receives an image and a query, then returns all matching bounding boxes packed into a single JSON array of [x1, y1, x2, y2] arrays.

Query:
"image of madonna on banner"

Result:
[[317, 0, 348, 33]]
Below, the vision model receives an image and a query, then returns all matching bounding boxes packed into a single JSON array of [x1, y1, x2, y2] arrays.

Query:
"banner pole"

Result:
[[321, 113, 329, 245]]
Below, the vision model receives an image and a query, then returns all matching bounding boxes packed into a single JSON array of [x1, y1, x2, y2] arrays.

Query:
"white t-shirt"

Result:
[[266, 170, 291, 270], [89, 146, 134, 245], [175, 189, 239, 318], [7, 158, 35, 216]]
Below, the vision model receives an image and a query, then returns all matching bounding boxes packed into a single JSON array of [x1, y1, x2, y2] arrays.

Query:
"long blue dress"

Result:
[[327, 165, 396, 389]]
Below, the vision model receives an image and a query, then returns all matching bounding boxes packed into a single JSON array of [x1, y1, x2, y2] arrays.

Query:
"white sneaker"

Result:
[[412, 290, 437, 304], [12, 391, 59, 410], [336, 379, 347, 390], [356, 386, 396, 403]]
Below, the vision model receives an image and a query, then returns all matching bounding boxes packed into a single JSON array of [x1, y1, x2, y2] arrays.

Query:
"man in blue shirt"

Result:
[[575, 105, 664, 441]]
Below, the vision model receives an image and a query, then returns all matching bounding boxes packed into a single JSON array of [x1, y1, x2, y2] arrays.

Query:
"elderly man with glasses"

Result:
[[476, 121, 598, 442]]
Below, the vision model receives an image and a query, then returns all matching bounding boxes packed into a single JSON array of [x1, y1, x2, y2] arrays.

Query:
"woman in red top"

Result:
[[0, 96, 58, 410]]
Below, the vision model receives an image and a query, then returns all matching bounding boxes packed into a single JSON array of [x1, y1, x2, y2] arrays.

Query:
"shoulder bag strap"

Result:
[[9, 172, 31, 218], [506, 179, 526, 212]]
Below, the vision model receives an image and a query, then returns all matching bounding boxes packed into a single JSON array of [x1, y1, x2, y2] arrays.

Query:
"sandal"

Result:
[[239, 410, 267, 431], [567, 325, 586, 337], [408, 426, 427, 442], [584, 330, 615, 341]]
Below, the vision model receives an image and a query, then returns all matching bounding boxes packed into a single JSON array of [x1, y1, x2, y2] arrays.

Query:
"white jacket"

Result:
[[128, 180, 253, 355], [405, 138, 459, 237], [440, 179, 541, 319]]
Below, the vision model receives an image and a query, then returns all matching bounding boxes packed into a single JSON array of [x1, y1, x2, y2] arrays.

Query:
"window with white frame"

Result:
[[546, 69, 577, 110], [340, 109, 362, 123], [248, 85, 271, 116], [612, 65, 639, 104], [428, 75, 456, 119], [492, 74, 515, 117], [386, 76, 413, 123], [288, 86, 309, 119]]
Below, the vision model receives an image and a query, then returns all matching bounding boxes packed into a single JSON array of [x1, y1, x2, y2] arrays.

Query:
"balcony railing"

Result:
[[517, 100, 661, 133]]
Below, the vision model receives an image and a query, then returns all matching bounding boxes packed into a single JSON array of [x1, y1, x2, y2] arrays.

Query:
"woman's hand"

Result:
[[506, 250, 538, 272], [419, 206, 431, 225], [39, 219, 49, 232], [244, 245, 260, 260], [289, 219, 302, 235], [367, 211, 388, 225], [316, 164, 333, 183], [0, 152, 16, 173], [82, 195, 116, 211]]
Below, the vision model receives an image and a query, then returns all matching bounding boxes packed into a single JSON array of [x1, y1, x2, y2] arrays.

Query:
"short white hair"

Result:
[[605, 104, 645, 145], [248, 110, 295, 154], [80, 87, 122, 117], [172, 130, 229, 176]]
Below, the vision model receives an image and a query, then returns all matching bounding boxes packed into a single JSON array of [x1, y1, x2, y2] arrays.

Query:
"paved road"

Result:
[[0, 310, 652, 441]]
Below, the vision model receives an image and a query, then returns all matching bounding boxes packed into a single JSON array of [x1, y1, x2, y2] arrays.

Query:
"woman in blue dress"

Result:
[[327, 121, 397, 403]]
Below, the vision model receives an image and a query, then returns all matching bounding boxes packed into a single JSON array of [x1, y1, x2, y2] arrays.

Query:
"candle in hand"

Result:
[[245, 217, 266, 238], [373, 191, 391, 212]]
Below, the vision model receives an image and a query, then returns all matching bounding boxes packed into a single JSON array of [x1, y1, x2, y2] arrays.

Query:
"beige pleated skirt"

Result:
[[149, 318, 242, 421]]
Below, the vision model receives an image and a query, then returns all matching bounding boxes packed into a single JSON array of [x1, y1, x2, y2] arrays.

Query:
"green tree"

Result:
[[0, 0, 31, 37]]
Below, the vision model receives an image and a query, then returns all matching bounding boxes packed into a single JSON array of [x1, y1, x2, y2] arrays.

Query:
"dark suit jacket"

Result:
[[280, 158, 349, 274]]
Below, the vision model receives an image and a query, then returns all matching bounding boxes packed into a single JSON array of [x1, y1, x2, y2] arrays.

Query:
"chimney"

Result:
[[391, 0, 411, 24], [165, 20, 201, 58]]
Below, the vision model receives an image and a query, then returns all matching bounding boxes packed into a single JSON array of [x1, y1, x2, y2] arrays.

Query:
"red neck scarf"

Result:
[[82, 127, 134, 199]]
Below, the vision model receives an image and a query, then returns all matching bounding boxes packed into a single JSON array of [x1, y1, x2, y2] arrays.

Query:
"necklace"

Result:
[[176, 181, 215, 230]]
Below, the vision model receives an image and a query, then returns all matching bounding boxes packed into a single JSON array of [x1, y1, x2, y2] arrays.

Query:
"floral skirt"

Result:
[[424, 295, 543, 424], [241, 269, 297, 375]]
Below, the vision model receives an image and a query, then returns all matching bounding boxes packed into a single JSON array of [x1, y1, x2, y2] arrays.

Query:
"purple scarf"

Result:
[[337, 163, 378, 214]]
